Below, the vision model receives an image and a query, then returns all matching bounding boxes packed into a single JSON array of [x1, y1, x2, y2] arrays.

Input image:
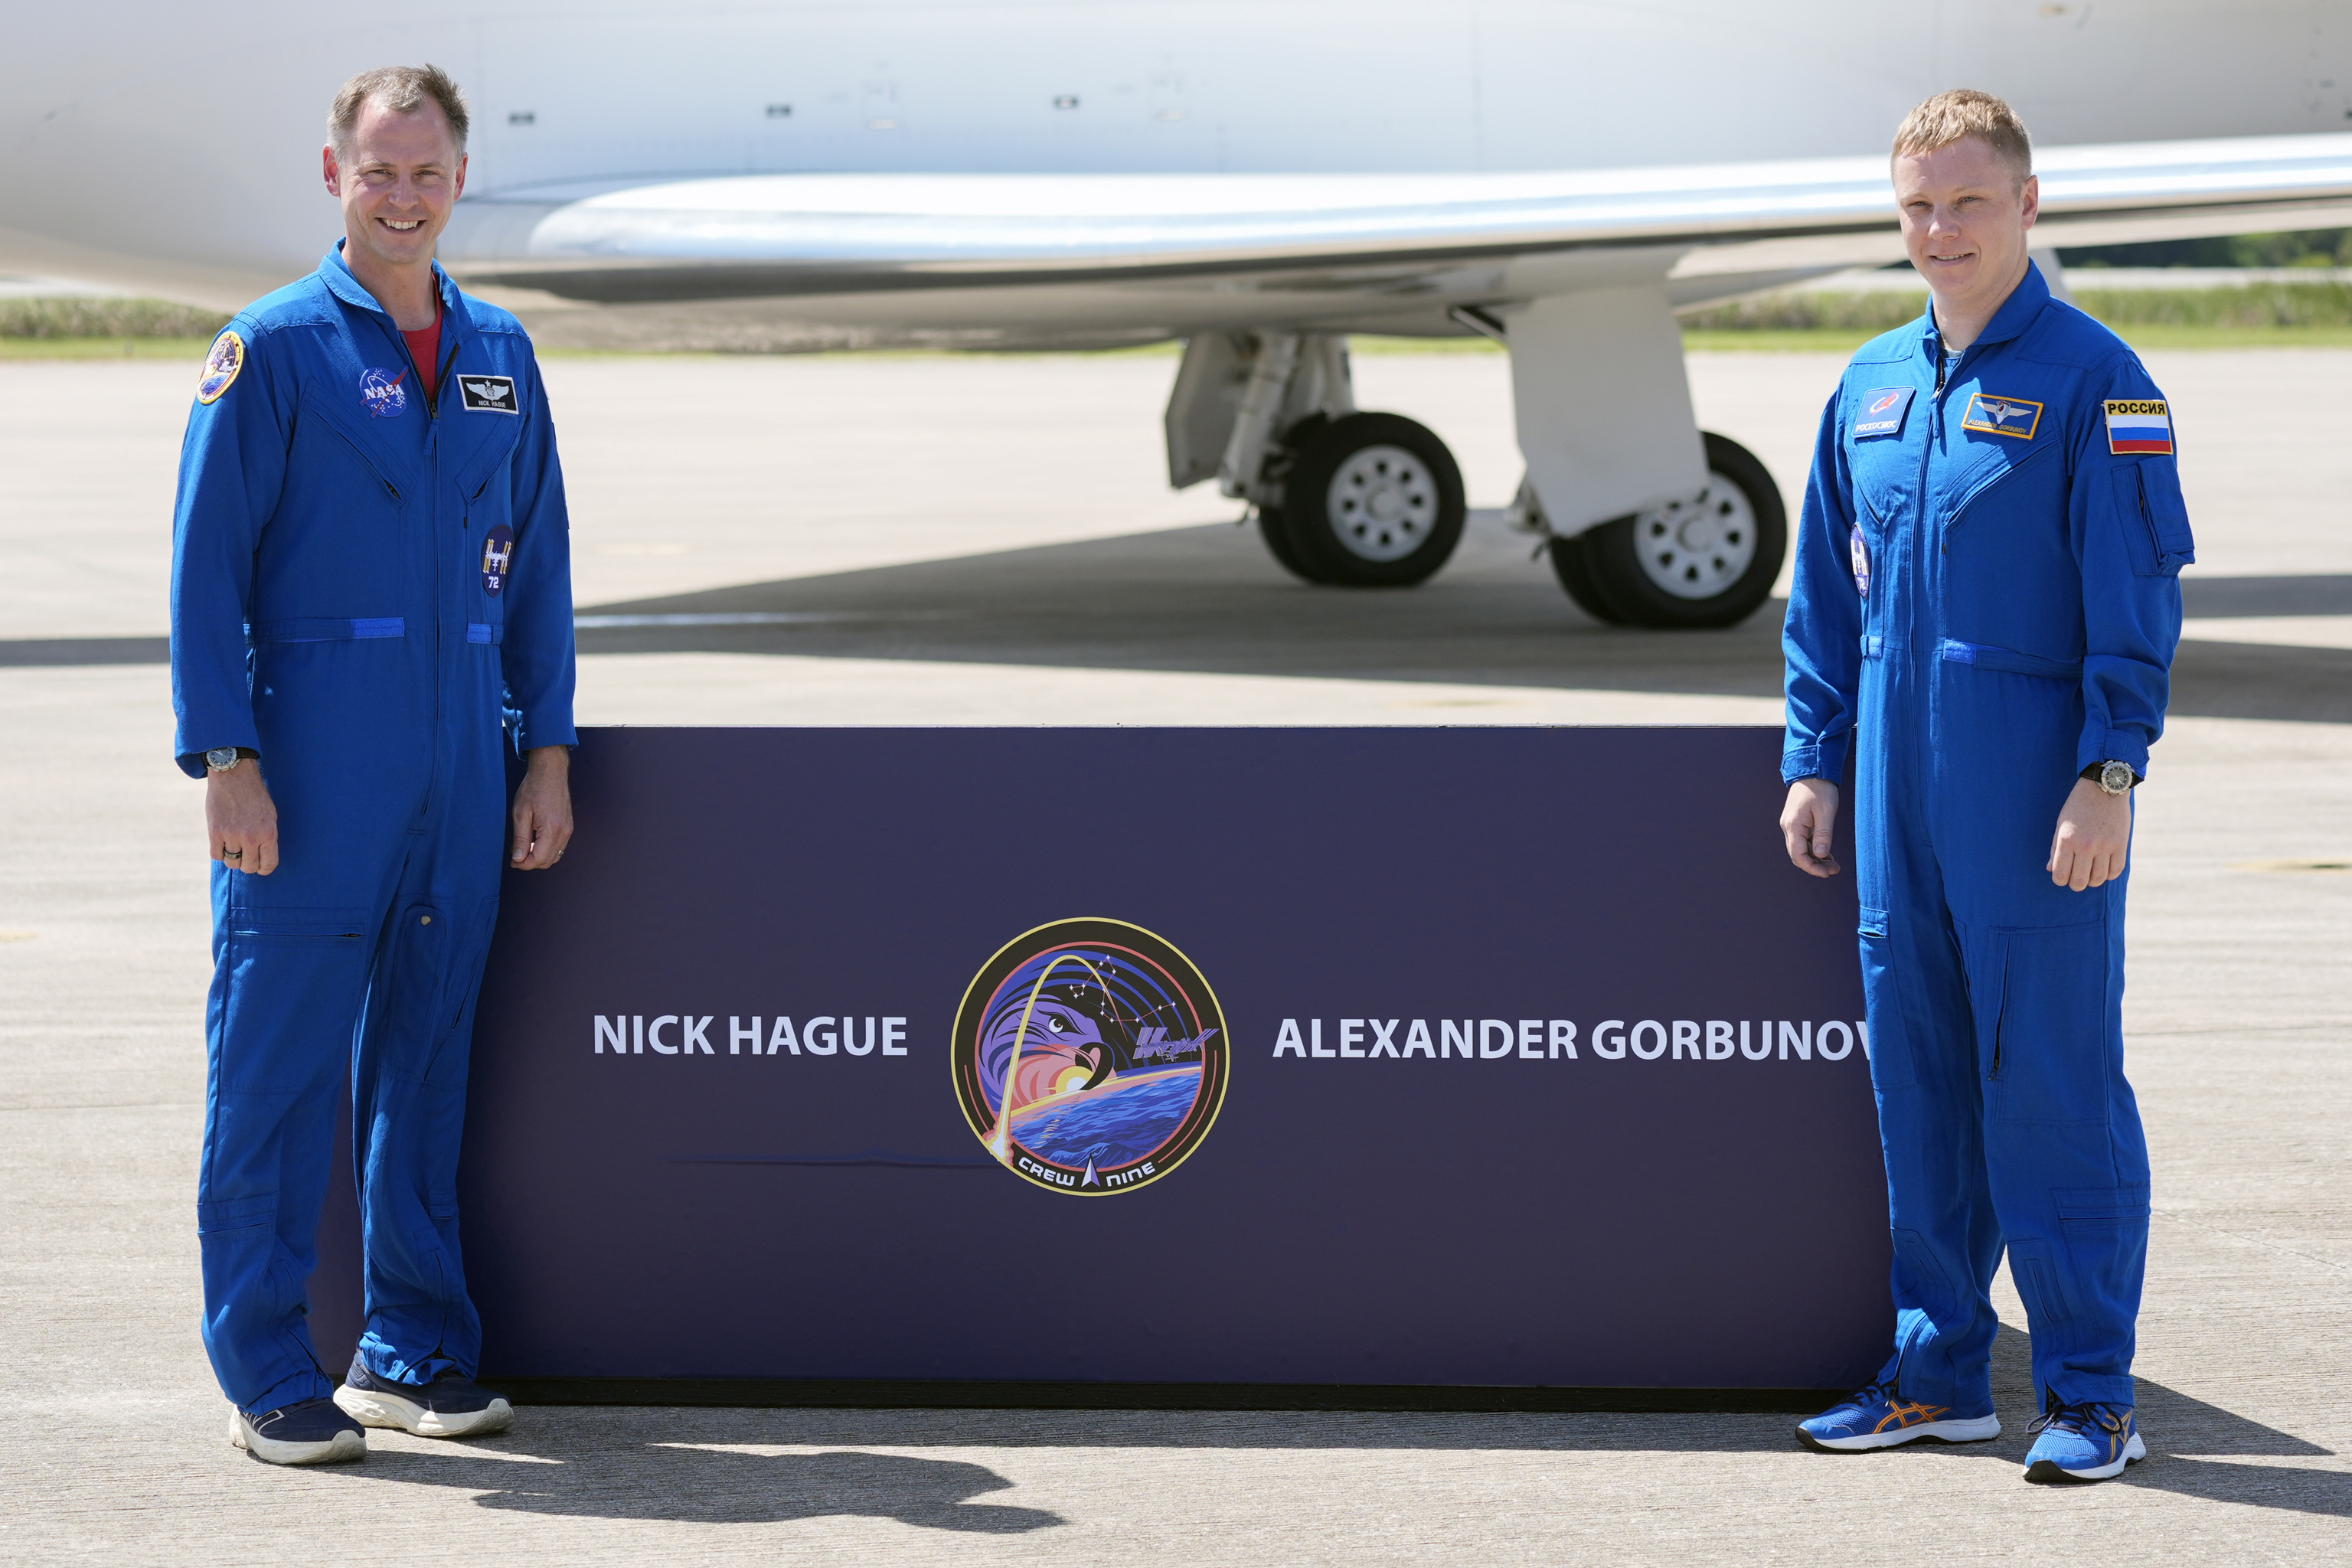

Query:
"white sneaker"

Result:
[[230, 1397, 368, 1465], [334, 1357, 513, 1439]]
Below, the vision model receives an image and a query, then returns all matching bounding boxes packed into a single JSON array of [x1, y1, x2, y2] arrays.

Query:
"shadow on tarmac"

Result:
[[293, 1323, 2340, 1524], [6, 521, 2350, 726], [312, 1438, 1064, 1532]]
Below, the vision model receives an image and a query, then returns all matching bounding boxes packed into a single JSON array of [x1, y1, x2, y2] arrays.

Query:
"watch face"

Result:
[[2101, 761, 2135, 794], [206, 747, 239, 770]]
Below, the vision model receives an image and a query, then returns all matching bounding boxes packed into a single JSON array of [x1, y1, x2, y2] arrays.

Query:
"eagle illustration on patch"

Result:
[[1961, 393, 2043, 440], [2104, 399, 2173, 456], [460, 375, 518, 414]]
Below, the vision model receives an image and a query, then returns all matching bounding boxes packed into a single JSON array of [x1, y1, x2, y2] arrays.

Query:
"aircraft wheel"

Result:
[[1256, 417, 1337, 583], [1268, 412, 1465, 587], [1547, 533, 1633, 625], [1566, 432, 1785, 629]]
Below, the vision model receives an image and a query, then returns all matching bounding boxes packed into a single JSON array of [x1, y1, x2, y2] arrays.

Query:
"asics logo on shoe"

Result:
[[1873, 1400, 1952, 1432]]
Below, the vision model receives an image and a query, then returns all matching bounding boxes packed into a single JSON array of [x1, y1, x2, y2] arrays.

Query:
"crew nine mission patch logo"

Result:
[[951, 918, 1228, 1194], [195, 330, 243, 405]]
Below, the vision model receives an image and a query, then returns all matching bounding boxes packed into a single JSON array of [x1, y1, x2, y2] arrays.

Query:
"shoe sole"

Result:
[[230, 1410, 367, 1465], [1796, 1415, 2003, 1452], [2025, 1431, 2148, 1483], [335, 1383, 514, 1439]]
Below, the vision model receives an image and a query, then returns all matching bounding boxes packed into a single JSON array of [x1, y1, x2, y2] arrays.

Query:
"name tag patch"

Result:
[[460, 374, 518, 414], [1850, 524, 1870, 597], [1961, 393, 2042, 439], [2105, 399, 2173, 455], [1854, 386, 1915, 438]]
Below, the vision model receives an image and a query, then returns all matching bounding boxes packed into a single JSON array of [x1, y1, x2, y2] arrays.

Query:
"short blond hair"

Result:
[[329, 64, 469, 158], [1893, 89, 2032, 187]]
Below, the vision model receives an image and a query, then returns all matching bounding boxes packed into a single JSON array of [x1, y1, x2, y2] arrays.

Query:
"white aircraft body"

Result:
[[9, 1, 2352, 622]]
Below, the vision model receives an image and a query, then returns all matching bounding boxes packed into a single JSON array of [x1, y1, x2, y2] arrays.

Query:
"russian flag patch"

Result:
[[2105, 399, 2174, 455]]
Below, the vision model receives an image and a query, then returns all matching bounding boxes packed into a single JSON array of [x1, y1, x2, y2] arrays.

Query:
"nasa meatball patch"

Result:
[[459, 374, 518, 414], [1961, 392, 2043, 440]]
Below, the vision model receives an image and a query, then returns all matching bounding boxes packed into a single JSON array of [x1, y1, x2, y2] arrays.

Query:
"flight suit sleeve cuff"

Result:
[[2077, 729, 2151, 779], [1781, 735, 1846, 786], [511, 716, 579, 754], [175, 727, 263, 779]]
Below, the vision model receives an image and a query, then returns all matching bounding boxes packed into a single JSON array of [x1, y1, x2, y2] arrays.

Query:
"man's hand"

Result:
[[2048, 776, 2131, 890], [510, 746, 573, 871], [207, 763, 279, 875], [1781, 778, 1843, 878]]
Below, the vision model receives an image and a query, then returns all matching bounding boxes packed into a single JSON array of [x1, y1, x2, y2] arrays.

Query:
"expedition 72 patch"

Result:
[[1961, 393, 2043, 440], [460, 375, 518, 414], [2105, 400, 2173, 455]]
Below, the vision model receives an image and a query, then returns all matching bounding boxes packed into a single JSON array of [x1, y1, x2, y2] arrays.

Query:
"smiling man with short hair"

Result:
[[172, 64, 577, 1465], [1778, 89, 2187, 1484]]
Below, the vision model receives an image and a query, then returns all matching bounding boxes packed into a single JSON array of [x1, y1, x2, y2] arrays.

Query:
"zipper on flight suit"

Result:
[[372, 293, 462, 816]]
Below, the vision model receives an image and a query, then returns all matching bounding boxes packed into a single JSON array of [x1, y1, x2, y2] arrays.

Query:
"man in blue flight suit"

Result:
[[172, 65, 577, 1465], [1779, 90, 2187, 1484]]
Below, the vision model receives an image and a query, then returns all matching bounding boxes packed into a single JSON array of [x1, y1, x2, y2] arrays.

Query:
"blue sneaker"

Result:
[[2024, 1397, 2145, 1482], [334, 1354, 513, 1439], [229, 1396, 367, 1465], [1795, 1380, 2002, 1452]]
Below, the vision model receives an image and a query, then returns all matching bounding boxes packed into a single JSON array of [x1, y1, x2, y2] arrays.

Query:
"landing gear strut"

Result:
[[1164, 332, 1467, 589]]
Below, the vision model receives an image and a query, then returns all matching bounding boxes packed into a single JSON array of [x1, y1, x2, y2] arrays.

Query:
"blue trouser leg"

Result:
[[1958, 890, 2150, 1409], [1854, 661, 2152, 1413], [1854, 715, 2002, 1413], [198, 861, 381, 1413], [1937, 665, 2151, 1410], [352, 763, 505, 1386]]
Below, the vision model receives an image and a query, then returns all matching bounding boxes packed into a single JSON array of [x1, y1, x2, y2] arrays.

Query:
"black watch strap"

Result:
[[2081, 761, 2141, 788]]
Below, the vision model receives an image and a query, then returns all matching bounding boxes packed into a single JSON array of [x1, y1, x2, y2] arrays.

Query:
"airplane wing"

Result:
[[443, 132, 2352, 346]]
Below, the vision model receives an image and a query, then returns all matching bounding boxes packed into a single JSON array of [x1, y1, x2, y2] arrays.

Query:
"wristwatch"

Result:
[[204, 746, 256, 773], [2082, 760, 2139, 796]]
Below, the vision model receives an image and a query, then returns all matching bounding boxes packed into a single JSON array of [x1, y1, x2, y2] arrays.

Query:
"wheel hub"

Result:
[[1633, 476, 1758, 600], [1325, 445, 1437, 562]]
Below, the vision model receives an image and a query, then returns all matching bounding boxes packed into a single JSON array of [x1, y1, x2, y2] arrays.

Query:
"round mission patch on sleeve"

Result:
[[195, 329, 244, 405]]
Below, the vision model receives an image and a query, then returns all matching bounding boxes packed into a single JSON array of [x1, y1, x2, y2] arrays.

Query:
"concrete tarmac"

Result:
[[2, 348, 2348, 1563]]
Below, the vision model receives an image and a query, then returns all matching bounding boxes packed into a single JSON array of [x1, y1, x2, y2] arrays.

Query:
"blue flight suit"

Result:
[[1782, 262, 2188, 1414], [171, 244, 576, 1415]]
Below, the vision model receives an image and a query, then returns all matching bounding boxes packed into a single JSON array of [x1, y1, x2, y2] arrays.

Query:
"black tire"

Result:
[[1268, 412, 1466, 587], [1256, 416, 1336, 583], [1547, 533, 1633, 625], [1569, 431, 1786, 629]]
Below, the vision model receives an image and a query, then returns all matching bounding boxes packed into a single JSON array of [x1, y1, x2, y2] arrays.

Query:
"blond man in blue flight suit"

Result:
[[174, 65, 577, 1465], [1779, 91, 2187, 1484]]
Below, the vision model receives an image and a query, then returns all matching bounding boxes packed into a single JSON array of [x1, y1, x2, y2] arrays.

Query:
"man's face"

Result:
[[323, 100, 467, 273], [1893, 136, 2037, 317]]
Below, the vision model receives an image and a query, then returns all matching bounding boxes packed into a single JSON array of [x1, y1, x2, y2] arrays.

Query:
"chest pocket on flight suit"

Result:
[[454, 418, 524, 641], [2114, 462, 2195, 577]]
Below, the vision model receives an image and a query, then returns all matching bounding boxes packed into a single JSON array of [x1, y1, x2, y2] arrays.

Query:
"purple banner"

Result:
[[315, 726, 1886, 1391]]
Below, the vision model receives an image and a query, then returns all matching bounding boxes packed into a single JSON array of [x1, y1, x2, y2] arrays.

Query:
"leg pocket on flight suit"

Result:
[[1857, 909, 1918, 1092], [371, 903, 466, 1077], [1975, 922, 2111, 1125]]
